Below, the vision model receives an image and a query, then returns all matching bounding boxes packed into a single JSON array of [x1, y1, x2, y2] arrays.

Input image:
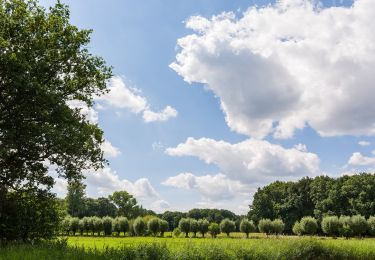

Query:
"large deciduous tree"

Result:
[[0, 0, 111, 241]]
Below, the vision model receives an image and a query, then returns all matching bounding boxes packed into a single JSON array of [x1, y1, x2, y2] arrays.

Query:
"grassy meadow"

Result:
[[1, 234, 375, 260]]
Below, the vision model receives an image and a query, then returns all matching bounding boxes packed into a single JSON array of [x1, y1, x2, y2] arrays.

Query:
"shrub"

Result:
[[190, 219, 199, 237], [112, 218, 121, 236], [61, 216, 71, 235], [220, 218, 236, 237], [78, 219, 85, 235], [179, 218, 191, 238], [88, 217, 95, 236], [147, 218, 160, 236], [299, 217, 318, 235], [240, 219, 256, 238], [159, 219, 168, 237], [173, 227, 181, 238], [208, 223, 220, 238], [258, 218, 273, 235], [102, 217, 113, 236], [70, 217, 80, 235], [272, 219, 285, 235], [321, 216, 340, 237], [292, 221, 302, 236], [198, 219, 209, 238], [338, 216, 353, 238], [82, 217, 90, 235], [93, 217, 103, 236], [128, 219, 135, 236], [118, 217, 129, 236], [368, 216, 375, 236], [133, 217, 145, 236], [350, 215, 367, 237]]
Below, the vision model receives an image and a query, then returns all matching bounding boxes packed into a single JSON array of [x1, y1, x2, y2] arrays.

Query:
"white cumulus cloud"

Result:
[[348, 152, 375, 167], [101, 140, 121, 158], [166, 137, 320, 184], [358, 141, 371, 146], [97, 76, 177, 122], [171, 0, 375, 139]]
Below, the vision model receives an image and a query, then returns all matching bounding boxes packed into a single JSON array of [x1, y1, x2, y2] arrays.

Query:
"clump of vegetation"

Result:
[[178, 218, 191, 238], [321, 216, 340, 237], [299, 217, 318, 235], [208, 223, 220, 238], [133, 217, 146, 236], [240, 219, 256, 238], [220, 218, 236, 237]]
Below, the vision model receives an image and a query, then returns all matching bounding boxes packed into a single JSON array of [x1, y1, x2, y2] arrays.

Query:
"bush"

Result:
[[172, 227, 181, 238], [258, 218, 273, 235], [112, 218, 121, 236], [338, 216, 353, 238], [133, 217, 145, 236], [147, 218, 160, 236], [88, 217, 95, 236], [158, 219, 168, 237], [118, 217, 129, 236], [78, 219, 85, 235], [350, 215, 367, 237], [70, 217, 79, 235], [240, 219, 256, 238], [292, 221, 302, 236], [61, 216, 71, 235], [208, 223, 220, 238], [198, 219, 209, 238], [128, 219, 135, 236], [102, 217, 113, 236], [272, 219, 285, 235], [368, 216, 375, 236], [82, 217, 90, 235], [178, 218, 191, 238], [220, 218, 236, 237], [299, 217, 318, 235], [93, 217, 103, 236], [321, 216, 340, 237], [190, 219, 199, 237]]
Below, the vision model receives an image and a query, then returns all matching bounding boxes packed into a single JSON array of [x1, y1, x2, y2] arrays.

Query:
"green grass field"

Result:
[[1, 234, 375, 259]]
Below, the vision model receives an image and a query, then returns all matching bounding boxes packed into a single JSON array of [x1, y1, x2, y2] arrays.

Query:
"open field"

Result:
[[1, 235, 375, 260]]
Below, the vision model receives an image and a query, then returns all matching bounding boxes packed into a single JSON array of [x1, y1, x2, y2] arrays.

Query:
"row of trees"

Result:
[[62, 216, 169, 237], [292, 215, 375, 238], [248, 173, 375, 232]]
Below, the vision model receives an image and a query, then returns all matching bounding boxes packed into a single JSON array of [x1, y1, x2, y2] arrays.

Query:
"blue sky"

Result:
[[42, 0, 375, 214]]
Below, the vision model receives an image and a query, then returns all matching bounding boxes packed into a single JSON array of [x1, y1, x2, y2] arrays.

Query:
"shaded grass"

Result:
[[1, 235, 375, 260]]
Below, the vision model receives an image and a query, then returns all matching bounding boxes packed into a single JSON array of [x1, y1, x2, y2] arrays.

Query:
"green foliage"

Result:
[[321, 216, 340, 237], [248, 174, 375, 233], [220, 218, 236, 237], [350, 215, 367, 237], [299, 217, 318, 235], [189, 219, 199, 237], [158, 219, 168, 237], [93, 217, 103, 236], [118, 217, 129, 235], [258, 219, 273, 235], [78, 219, 85, 235], [70, 217, 80, 235], [240, 219, 256, 238], [109, 191, 139, 219], [133, 217, 145, 236], [272, 219, 285, 235], [292, 221, 302, 236], [178, 218, 191, 238], [208, 223, 220, 238], [102, 217, 113, 236], [66, 181, 87, 218], [338, 216, 353, 238], [172, 228, 181, 238], [187, 208, 239, 224], [198, 219, 209, 238], [368, 216, 375, 236], [62, 216, 71, 235], [147, 218, 160, 236]]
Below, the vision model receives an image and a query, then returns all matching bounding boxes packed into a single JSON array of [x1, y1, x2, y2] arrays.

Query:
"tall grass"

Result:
[[1, 237, 375, 260]]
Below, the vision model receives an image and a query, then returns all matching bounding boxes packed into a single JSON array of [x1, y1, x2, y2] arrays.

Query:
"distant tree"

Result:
[[258, 219, 273, 235], [109, 191, 138, 218], [82, 217, 90, 235], [179, 218, 191, 238], [338, 216, 353, 238], [96, 198, 117, 217], [198, 219, 209, 238], [148, 218, 160, 236], [173, 227, 181, 238], [93, 217, 103, 236], [133, 217, 146, 236], [299, 217, 318, 235], [190, 219, 199, 237], [292, 221, 302, 236], [70, 217, 80, 235], [272, 219, 285, 235], [367, 216, 375, 236], [350, 215, 367, 237], [118, 217, 129, 236], [102, 217, 113, 236], [220, 218, 236, 237], [240, 219, 256, 238], [78, 219, 85, 235], [62, 216, 71, 236], [208, 223, 220, 238], [161, 211, 186, 230], [159, 219, 169, 237], [66, 181, 87, 218], [321, 216, 341, 237]]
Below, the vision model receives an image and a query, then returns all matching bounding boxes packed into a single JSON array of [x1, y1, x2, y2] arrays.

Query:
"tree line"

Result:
[[248, 173, 375, 233]]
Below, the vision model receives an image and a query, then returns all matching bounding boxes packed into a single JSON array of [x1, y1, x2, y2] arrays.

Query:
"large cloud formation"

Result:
[[171, 0, 375, 139]]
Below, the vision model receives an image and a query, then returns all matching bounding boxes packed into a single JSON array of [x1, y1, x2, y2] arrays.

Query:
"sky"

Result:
[[40, 0, 375, 214]]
